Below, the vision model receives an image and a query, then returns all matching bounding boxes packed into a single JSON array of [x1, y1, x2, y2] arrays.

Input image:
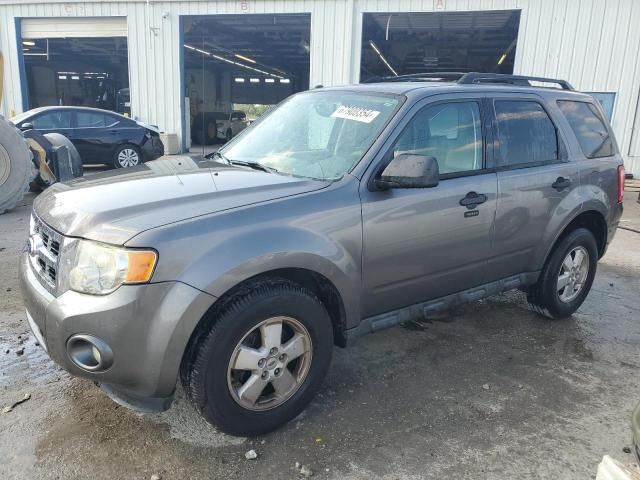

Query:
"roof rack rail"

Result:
[[364, 72, 466, 83], [457, 73, 575, 91]]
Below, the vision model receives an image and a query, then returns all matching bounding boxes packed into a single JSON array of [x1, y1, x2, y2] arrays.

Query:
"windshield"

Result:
[[10, 111, 33, 124], [220, 91, 401, 180]]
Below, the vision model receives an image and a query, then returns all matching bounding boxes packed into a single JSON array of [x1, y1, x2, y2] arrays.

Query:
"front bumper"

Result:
[[142, 136, 165, 161], [19, 251, 215, 410]]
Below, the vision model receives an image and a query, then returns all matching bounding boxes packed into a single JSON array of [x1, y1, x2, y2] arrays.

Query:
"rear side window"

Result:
[[494, 100, 558, 167], [557, 100, 615, 158], [76, 112, 114, 128]]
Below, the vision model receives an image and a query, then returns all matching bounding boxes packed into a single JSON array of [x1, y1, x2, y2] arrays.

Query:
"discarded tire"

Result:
[[43, 132, 83, 178], [30, 132, 84, 192], [0, 115, 32, 214]]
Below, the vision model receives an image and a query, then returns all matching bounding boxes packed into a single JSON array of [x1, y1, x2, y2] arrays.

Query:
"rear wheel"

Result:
[[527, 228, 598, 319], [181, 280, 333, 436], [113, 144, 141, 168], [225, 128, 233, 142]]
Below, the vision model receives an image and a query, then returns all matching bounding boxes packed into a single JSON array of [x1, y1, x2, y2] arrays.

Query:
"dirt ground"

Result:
[[1, 191, 640, 480]]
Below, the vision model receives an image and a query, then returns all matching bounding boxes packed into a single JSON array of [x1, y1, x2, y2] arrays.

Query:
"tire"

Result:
[[527, 228, 598, 319], [181, 279, 334, 436], [0, 116, 32, 215], [192, 128, 204, 146], [43, 132, 83, 179], [113, 144, 141, 169], [205, 121, 218, 144], [225, 128, 232, 142]]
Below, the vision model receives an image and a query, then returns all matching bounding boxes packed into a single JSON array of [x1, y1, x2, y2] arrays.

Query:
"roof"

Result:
[[16, 105, 131, 120], [320, 73, 591, 100]]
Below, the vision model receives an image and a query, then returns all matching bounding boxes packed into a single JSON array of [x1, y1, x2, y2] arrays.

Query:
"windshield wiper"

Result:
[[207, 151, 279, 174], [228, 159, 279, 174]]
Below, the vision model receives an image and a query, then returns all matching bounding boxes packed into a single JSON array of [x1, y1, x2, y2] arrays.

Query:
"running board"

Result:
[[347, 272, 539, 341]]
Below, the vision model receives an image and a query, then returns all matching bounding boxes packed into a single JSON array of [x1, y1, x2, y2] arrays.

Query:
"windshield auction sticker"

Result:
[[331, 106, 381, 123]]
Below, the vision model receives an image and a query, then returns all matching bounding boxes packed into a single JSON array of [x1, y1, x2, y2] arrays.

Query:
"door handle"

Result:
[[552, 177, 572, 191], [459, 191, 488, 209]]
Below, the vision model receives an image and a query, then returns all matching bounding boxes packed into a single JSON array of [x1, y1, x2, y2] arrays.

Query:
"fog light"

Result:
[[67, 334, 113, 372]]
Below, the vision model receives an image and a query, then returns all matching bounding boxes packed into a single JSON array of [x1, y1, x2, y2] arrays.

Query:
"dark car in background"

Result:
[[11, 106, 164, 168]]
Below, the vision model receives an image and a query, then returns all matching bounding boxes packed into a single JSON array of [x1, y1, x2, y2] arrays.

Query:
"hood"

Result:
[[34, 155, 329, 244]]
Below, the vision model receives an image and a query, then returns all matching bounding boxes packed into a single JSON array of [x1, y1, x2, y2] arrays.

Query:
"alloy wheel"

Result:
[[557, 246, 589, 303], [117, 148, 140, 167], [227, 316, 313, 411]]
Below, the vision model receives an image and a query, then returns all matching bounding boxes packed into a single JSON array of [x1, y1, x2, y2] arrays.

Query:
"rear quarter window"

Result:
[[557, 100, 615, 158]]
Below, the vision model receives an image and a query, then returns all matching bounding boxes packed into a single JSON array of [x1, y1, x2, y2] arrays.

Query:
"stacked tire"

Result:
[[0, 116, 32, 214]]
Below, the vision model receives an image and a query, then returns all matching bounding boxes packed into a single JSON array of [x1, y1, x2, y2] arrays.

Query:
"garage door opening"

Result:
[[20, 18, 129, 115], [182, 14, 310, 152], [360, 10, 521, 82]]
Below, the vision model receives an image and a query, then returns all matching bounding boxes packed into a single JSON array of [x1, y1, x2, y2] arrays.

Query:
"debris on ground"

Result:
[[295, 462, 313, 477], [299, 464, 313, 477], [2, 393, 31, 414], [623, 446, 632, 454], [150, 474, 162, 480], [245, 449, 258, 460], [15, 348, 24, 356], [482, 383, 490, 390]]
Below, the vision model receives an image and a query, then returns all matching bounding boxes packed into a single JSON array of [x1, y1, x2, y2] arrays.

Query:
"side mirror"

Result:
[[374, 154, 439, 190], [20, 122, 34, 131]]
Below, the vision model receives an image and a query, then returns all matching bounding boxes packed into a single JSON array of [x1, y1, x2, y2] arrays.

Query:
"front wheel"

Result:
[[113, 144, 141, 168], [181, 280, 333, 436], [527, 228, 598, 319]]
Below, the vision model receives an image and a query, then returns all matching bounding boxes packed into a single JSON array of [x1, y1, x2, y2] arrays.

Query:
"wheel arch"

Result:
[[543, 209, 608, 266], [186, 268, 349, 354]]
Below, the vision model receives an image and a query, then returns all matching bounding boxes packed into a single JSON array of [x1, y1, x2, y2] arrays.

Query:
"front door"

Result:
[[230, 112, 247, 136], [29, 109, 73, 138], [486, 96, 579, 279], [360, 98, 498, 318]]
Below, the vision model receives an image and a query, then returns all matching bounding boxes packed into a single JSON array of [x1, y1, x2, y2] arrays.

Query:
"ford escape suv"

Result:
[[20, 73, 624, 436]]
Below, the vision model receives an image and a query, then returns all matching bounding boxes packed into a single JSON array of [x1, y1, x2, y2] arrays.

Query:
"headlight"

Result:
[[60, 240, 157, 295]]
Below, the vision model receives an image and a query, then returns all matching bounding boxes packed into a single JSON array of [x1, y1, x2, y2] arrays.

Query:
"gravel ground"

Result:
[[1, 192, 639, 480]]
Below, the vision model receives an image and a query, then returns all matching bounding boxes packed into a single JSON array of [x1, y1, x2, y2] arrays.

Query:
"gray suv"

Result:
[[20, 73, 624, 436]]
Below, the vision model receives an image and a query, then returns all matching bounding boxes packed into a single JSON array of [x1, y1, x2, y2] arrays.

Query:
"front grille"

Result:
[[28, 213, 63, 295]]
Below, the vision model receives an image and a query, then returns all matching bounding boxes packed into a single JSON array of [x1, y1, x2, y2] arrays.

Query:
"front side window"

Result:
[[221, 91, 400, 180], [557, 100, 615, 158], [32, 111, 71, 129], [392, 101, 483, 175], [494, 100, 558, 167]]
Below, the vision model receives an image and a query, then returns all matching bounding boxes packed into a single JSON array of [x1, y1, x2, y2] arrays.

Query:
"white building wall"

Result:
[[1, 0, 640, 174]]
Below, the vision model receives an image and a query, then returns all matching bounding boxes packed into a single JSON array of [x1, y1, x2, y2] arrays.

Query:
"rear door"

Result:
[[72, 110, 116, 163], [360, 94, 498, 318], [487, 94, 579, 279]]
